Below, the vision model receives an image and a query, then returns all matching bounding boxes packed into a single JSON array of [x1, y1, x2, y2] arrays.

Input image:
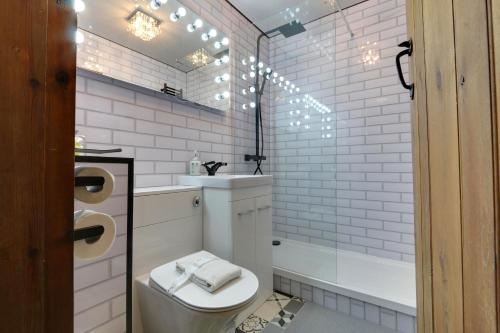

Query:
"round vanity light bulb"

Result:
[[159, 0, 168, 3], [279, 82, 282, 87], [194, 19, 204, 28], [242, 89, 247, 95], [249, 56, 256, 63], [201, 33, 209, 41], [266, 67, 272, 74], [221, 37, 229, 46], [258, 62, 264, 68], [215, 94, 222, 101], [74, 0, 86, 13], [187, 24, 196, 32], [242, 58, 247, 66], [250, 64, 256, 71], [223, 91, 230, 98], [291, 84, 295, 89], [280, 76, 284, 82], [285, 81, 290, 85], [249, 86, 256, 93], [150, 0, 160, 10], [214, 41, 222, 49], [272, 78, 277, 84], [177, 7, 187, 17], [259, 70, 263, 76], [221, 55, 229, 63], [296, 121, 301, 126], [249, 71, 256, 78], [304, 115, 310, 120], [170, 13, 179, 22], [296, 87, 300, 92], [222, 73, 230, 81], [242, 74, 247, 80], [75, 30, 85, 44], [242, 104, 248, 110], [215, 76, 222, 83], [250, 102, 256, 108], [215, 59, 222, 66], [273, 72, 279, 78], [209, 29, 218, 38]]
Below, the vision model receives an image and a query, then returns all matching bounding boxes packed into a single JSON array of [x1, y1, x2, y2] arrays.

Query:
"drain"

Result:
[[272, 240, 281, 246]]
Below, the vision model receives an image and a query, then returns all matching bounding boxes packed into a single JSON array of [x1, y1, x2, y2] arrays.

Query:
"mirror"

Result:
[[76, 0, 231, 112]]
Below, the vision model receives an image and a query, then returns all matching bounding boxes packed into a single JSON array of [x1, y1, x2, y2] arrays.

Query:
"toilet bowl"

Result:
[[136, 254, 259, 333]]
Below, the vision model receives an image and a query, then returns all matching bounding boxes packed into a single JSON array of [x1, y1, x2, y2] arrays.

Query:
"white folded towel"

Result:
[[175, 251, 242, 293]]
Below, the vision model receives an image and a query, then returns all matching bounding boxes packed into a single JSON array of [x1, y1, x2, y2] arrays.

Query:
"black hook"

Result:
[[396, 39, 414, 100]]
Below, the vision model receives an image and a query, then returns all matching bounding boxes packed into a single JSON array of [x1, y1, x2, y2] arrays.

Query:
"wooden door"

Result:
[[407, 0, 499, 331], [0, 0, 76, 332]]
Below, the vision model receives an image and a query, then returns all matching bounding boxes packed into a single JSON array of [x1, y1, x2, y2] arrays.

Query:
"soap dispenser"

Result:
[[189, 150, 201, 176]]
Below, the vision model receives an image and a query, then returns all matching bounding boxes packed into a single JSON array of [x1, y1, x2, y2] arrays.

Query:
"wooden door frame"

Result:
[[0, 1, 76, 332], [407, 0, 500, 332]]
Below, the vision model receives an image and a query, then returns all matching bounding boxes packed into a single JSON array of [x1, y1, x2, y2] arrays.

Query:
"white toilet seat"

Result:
[[149, 254, 259, 313]]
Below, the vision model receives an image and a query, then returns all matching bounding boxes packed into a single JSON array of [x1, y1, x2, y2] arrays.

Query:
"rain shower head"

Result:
[[267, 21, 306, 38]]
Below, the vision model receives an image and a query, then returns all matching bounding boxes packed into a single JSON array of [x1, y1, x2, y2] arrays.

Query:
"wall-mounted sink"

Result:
[[178, 175, 272, 189]]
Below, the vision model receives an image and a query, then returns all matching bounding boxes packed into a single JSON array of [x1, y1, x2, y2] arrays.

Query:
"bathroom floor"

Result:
[[236, 292, 397, 333]]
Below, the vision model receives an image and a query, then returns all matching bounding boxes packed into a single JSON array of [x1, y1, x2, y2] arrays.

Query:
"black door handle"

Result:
[[396, 39, 414, 100]]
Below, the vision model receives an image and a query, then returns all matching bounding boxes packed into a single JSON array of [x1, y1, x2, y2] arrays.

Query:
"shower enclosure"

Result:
[[240, 0, 416, 328]]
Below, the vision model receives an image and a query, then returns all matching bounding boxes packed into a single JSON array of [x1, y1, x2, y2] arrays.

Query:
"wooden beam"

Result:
[[489, 0, 500, 330], [0, 0, 75, 331], [421, 0, 464, 331], [406, 0, 433, 331], [453, 0, 497, 331]]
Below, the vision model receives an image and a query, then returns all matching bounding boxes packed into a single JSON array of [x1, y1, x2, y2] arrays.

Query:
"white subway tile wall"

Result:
[[270, 0, 414, 262], [74, 163, 130, 333], [76, 0, 412, 263], [76, 0, 271, 187], [274, 274, 416, 333], [77, 30, 188, 93]]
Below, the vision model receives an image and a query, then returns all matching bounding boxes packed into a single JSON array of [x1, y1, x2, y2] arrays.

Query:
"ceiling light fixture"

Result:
[[187, 19, 203, 32], [74, 0, 86, 13], [214, 55, 229, 66], [201, 28, 217, 41], [150, 0, 167, 10], [188, 48, 211, 67], [75, 30, 85, 44], [127, 9, 161, 41], [170, 7, 187, 22]]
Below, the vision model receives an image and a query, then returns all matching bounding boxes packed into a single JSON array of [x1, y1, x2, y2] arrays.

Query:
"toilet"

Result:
[[132, 186, 269, 333], [136, 252, 259, 333]]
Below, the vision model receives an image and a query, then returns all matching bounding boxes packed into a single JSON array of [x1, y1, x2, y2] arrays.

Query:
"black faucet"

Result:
[[202, 161, 227, 176]]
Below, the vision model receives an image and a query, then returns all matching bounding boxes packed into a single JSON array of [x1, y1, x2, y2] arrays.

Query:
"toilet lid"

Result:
[[150, 256, 259, 312]]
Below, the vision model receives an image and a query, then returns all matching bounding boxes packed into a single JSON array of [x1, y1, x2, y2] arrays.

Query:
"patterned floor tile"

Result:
[[236, 314, 269, 333], [237, 291, 305, 332], [283, 300, 304, 314], [269, 309, 295, 329], [253, 292, 292, 321]]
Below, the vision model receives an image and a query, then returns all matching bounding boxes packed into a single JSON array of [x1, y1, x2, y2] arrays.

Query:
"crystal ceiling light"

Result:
[[127, 9, 161, 41], [188, 48, 211, 66]]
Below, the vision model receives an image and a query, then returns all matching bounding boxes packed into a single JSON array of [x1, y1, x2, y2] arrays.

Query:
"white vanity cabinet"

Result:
[[178, 175, 273, 303]]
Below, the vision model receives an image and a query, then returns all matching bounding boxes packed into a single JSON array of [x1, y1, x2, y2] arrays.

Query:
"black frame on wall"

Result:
[[75, 156, 134, 332]]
